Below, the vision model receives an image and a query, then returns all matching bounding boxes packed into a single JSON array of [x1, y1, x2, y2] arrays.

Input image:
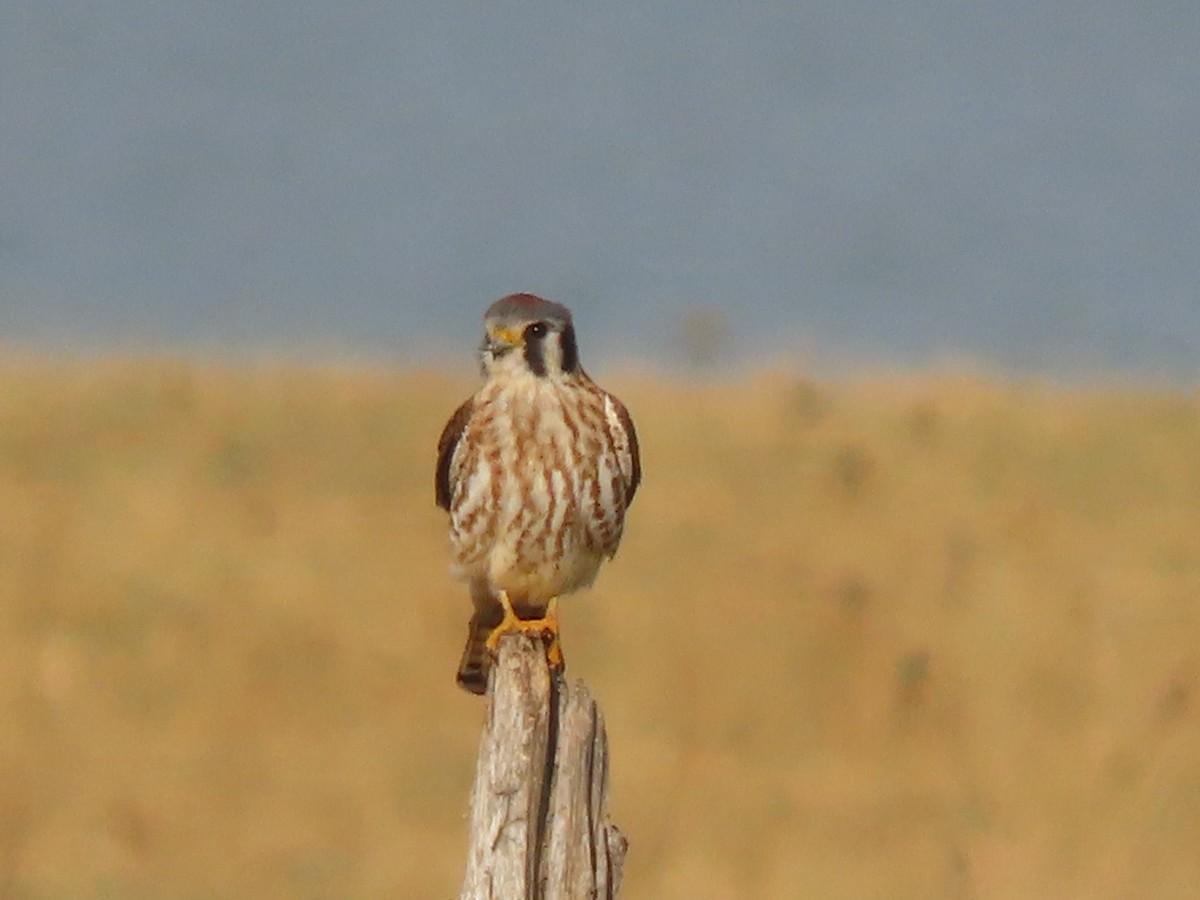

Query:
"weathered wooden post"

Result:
[[459, 634, 627, 899]]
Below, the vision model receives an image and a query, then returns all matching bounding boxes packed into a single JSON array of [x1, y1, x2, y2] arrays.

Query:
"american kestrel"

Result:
[[435, 294, 641, 694]]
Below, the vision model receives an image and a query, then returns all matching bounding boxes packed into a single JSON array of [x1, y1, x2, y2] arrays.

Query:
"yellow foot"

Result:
[[485, 593, 564, 672]]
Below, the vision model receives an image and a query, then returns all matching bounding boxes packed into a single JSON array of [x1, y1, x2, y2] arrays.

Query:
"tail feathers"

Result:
[[456, 610, 496, 695]]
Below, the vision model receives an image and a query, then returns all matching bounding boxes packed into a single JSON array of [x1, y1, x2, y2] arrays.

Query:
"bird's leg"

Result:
[[485, 592, 565, 673], [483, 589, 523, 652]]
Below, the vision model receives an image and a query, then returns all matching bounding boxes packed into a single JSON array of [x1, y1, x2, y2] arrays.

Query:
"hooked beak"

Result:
[[481, 324, 523, 357]]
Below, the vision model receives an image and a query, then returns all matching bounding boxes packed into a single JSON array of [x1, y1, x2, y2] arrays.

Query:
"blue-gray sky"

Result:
[[2, 1, 1197, 377]]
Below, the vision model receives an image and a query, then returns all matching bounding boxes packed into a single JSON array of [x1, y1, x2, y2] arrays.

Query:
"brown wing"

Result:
[[435, 396, 475, 511], [604, 390, 641, 506]]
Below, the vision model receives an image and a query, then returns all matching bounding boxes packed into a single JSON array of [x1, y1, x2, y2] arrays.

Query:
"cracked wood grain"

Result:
[[459, 634, 626, 899]]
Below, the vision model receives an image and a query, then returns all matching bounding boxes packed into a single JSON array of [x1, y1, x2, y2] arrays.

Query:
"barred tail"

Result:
[[456, 610, 496, 695]]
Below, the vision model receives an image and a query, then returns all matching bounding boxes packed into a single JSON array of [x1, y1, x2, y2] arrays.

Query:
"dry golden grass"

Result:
[[1, 353, 1198, 898]]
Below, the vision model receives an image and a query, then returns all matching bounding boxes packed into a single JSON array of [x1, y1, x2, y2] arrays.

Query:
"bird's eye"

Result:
[[526, 321, 549, 339]]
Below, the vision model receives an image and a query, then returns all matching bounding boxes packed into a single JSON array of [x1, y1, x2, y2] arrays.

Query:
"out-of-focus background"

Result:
[[4, 0, 1199, 376], [2, 3, 1199, 898]]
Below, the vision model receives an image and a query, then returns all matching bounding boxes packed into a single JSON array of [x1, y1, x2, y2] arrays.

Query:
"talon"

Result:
[[483, 590, 524, 653], [484, 593, 565, 672]]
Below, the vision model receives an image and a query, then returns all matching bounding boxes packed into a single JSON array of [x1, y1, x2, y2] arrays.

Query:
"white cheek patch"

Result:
[[541, 333, 564, 374]]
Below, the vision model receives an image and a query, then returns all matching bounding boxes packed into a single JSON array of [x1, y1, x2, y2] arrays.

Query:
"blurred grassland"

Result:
[[1, 354, 1198, 899]]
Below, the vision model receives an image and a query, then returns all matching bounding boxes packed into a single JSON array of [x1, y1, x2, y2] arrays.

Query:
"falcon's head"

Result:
[[480, 293, 581, 380]]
